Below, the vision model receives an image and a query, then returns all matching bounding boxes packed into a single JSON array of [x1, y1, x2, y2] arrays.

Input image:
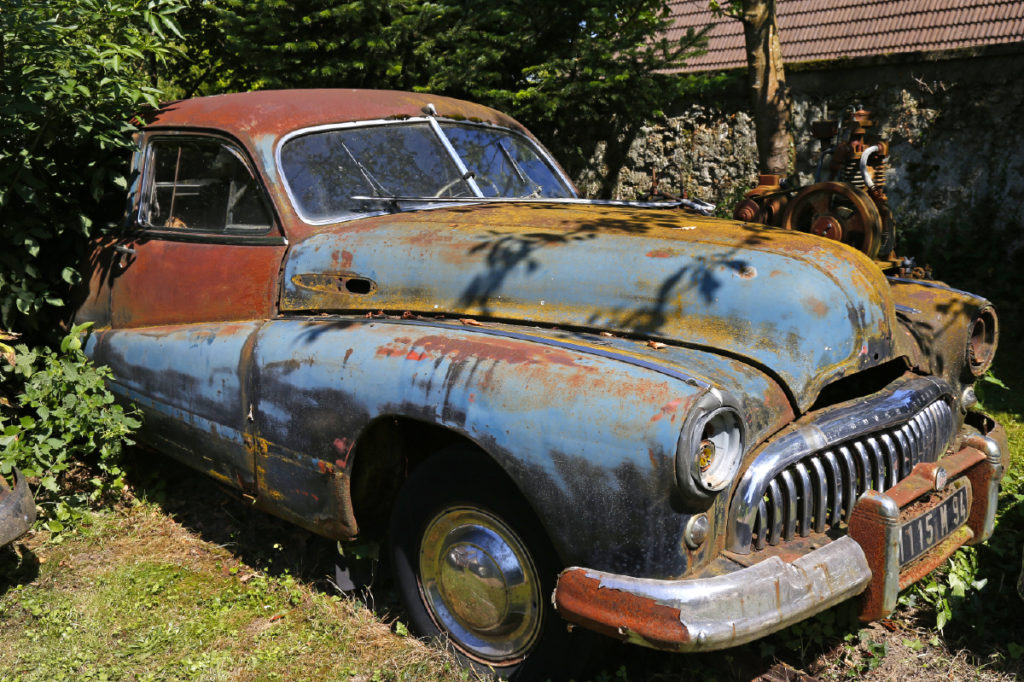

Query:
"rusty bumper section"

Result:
[[554, 430, 1006, 652], [0, 469, 36, 546], [555, 536, 871, 651]]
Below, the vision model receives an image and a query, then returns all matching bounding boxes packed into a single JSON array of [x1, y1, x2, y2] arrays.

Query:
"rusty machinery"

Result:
[[733, 109, 897, 263]]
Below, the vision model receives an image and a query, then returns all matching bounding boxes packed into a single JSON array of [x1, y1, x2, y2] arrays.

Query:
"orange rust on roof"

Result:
[[145, 89, 528, 141]]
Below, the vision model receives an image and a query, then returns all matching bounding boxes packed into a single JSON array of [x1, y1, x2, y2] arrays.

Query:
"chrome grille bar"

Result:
[[746, 398, 954, 549], [728, 376, 956, 554]]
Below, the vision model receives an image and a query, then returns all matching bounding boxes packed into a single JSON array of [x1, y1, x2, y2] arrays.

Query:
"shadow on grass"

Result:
[[0, 542, 40, 598], [121, 449, 354, 595], [118, 447, 848, 680]]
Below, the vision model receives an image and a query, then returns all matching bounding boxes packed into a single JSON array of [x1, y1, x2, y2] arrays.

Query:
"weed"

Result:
[[902, 547, 988, 631], [0, 324, 140, 531]]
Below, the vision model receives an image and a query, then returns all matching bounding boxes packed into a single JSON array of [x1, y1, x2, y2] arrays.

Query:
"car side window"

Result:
[[141, 138, 272, 234]]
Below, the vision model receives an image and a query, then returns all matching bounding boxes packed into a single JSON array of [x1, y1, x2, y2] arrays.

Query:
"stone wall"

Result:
[[575, 46, 1024, 294]]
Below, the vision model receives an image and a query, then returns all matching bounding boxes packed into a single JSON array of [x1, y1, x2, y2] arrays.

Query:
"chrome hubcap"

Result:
[[419, 506, 542, 662]]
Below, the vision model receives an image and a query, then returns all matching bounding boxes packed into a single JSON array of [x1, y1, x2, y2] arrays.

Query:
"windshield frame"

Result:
[[275, 116, 577, 226]]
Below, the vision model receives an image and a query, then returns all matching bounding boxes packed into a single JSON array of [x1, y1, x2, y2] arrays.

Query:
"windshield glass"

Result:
[[440, 123, 569, 199], [280, 119, 573, 223]]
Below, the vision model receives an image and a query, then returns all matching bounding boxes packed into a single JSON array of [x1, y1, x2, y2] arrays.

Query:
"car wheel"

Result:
[[389, 449, 585, 679]]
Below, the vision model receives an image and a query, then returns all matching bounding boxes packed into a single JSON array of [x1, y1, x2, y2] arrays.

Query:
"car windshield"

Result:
[[279, 119, 574, 223]]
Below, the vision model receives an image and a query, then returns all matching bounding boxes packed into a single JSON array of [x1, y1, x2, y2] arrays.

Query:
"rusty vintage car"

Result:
[[76, 90, 1008, 677]]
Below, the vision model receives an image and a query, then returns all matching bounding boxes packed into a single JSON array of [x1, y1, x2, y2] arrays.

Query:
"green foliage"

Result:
[[0, 324, 140, 530], [171, 0, 709, 177], [901, 546, 988, 632], [0, 0, 185, 339], [407, 1, 710, 173], [841, 631, 889, 675]]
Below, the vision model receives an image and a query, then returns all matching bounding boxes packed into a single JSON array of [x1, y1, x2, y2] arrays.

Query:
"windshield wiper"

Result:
[[339, 141, 390, 199], [498, 141, 543, 198]]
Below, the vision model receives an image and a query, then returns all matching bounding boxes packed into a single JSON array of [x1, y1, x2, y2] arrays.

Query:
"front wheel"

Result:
[[389, 450, 586, 679]]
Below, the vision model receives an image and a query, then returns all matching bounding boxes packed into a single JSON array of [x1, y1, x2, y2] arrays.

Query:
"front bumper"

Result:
[[553, 428, 1006, 652], [0, 469, 36, 546]]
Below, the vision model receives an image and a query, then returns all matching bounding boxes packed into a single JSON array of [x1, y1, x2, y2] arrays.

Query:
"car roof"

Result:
[[145, 89, 528, 140]]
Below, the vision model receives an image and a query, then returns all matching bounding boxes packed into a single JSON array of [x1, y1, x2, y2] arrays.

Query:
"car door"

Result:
[[87, 132, 288, 492]]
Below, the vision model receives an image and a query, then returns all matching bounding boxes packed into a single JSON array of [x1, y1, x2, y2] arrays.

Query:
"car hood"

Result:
[[280, 202, 898, 411]]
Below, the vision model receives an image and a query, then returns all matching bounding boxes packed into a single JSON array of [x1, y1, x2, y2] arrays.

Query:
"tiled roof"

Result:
[[665, 0, 1024, 72]]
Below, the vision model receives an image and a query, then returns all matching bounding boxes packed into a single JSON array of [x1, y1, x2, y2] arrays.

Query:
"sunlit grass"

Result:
[[0, 505, 467, 681]]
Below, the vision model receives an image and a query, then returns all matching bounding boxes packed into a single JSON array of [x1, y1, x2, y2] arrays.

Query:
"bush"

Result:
[[1, 0, 181, 531], [0, 324, 140, 531], [0, 0, 185, 340]]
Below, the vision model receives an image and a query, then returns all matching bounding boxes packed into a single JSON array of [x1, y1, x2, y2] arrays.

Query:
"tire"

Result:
[[389, 449, 587, 680]]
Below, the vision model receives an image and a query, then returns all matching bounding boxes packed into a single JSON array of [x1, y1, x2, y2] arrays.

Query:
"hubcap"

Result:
[[419, 506, 542, 662]]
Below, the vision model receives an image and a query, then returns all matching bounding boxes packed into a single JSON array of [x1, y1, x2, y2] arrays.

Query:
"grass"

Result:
[[0, 486, 467, 681], [0, 315, 1021, 682]]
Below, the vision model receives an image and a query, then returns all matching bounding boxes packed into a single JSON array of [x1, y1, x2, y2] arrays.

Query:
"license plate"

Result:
[[899, 482, 970, 566]]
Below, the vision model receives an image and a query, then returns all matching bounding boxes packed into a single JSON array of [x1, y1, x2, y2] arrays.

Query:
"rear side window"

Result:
[[141, 138, 273, 233]]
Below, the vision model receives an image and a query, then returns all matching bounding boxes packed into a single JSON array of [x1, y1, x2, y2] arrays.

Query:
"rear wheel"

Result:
[[389, 449, 585, 679]]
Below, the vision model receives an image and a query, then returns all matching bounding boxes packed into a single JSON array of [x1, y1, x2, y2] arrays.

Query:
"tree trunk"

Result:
[[740, 0, 793, 175]]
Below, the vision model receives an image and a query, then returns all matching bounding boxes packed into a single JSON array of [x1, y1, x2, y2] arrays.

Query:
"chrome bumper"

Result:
[[554, 536, 870, 652]]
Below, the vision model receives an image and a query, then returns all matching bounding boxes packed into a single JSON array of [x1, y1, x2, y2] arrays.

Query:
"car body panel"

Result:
[[280, 204, 896, 411], [87, 322, 261, 490]]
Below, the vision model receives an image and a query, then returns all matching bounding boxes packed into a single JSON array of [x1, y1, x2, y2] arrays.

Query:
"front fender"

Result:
[[252, 317, 790, 578]]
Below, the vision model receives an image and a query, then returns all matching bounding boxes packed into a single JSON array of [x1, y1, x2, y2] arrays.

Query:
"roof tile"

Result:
[[666, 0, 1024, 71]]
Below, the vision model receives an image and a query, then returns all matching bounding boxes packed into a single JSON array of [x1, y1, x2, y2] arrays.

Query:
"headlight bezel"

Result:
[[965, 305, 998, 379], [676, 389, 746, 504]]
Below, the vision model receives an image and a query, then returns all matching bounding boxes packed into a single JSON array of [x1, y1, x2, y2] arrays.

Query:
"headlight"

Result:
[[676, 391, 746, 503], [965, 305, 998, 378]]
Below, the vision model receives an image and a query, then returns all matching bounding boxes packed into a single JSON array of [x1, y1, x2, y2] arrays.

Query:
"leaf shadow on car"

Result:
[[453, 204, 772, 335]]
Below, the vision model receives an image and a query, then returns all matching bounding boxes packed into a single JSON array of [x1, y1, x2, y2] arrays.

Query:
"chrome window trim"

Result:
[[274, 117, 577, 226], [136, 131, 278, 239], [425, 115, 483, 197]]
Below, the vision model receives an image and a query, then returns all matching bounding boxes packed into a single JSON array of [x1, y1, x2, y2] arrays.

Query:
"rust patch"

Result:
[[804, 296, 829, 318], [333, 437, 355, 469], [376, 334, 580, 368], [555, 569, 691, 649], [650, 398, 683, 423], [333, 249, 354, 269], [111, 240, 284, 328], [646, 249, 674, 258], [343, 348, 354, 364]]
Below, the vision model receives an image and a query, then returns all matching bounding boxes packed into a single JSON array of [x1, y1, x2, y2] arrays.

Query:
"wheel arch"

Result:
[[348, 415, 551, 553]]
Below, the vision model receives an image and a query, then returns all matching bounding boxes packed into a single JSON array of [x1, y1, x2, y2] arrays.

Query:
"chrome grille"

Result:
[[750, 399, 954, 550]]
